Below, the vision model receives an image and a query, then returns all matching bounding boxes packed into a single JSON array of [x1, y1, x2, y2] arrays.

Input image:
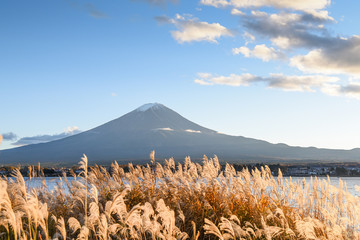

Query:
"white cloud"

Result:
[[65, 126, 80, 134], [263, 10, 333, 25], [233, 46, 250, 56], [195, 73, 215, 85], [232, 44, 284, 61], [195, 72, 257, 86], [201, 0, 330, 11], [0, 132, 18, 141], [194, 79, 214, 85], [185, 129, 201, 133], [154, 127, 174, 131], [291, 36, 360, 76], [243, 31, 255, 42], [321, 82, 360, 99], [12, 126, 82, 147], [172, 16, 232, 43], [266, 74, 338, 92], [268, 12, 301, 25], [195, 71, 360, 99], [304, 10, 334, 22], [200, 0, 230, 7], [194, 72, 339, 92], [231, 8, 245, 15], [341, 82, 360, 98], [242, 10, 335, 50], [197, 72, 213, 78], [156, 14, 233, 43], [271, 37, 293, 49], [251, 10, 268, 17]]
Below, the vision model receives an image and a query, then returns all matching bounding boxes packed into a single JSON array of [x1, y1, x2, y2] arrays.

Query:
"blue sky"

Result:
[[1, 0, 360, 150]]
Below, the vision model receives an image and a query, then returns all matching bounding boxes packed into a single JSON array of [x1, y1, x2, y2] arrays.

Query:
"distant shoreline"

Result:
[[2, 162, 360, 178]]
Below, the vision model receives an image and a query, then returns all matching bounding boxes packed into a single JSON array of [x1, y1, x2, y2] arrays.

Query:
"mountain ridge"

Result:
[[1, 103, 359, 166]]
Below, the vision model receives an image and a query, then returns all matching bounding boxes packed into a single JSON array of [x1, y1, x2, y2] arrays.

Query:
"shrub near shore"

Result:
[[1, 152, 360, 239]]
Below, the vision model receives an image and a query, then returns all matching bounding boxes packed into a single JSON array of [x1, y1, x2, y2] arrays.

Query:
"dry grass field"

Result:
[[1, 152, 360, 239]]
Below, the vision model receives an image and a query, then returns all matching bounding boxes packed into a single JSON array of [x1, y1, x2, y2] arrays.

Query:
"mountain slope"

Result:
[[1, 103, 360, 165]]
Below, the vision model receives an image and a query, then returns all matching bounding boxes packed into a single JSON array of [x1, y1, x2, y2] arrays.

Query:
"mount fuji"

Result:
[[1, 103, 360, 166]]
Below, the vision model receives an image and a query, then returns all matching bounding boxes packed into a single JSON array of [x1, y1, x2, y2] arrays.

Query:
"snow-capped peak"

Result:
[[136, 103, 164, 112]]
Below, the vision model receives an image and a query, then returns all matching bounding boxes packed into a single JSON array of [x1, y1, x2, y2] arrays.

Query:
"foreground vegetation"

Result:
[[1, 152, 360, 239]]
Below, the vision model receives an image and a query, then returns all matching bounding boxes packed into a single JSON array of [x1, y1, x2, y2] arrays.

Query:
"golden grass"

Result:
[[1, 153, 360, 239]]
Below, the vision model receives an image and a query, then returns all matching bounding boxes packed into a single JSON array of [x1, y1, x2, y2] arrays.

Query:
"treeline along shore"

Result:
[[1, 161, 360, 177]]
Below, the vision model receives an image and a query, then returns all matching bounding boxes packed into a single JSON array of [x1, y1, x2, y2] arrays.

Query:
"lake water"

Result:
[[287, 176, 360, 196]]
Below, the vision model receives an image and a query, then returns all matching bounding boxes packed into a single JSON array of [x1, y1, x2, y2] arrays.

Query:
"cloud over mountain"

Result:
[[12, 126, 81, 146], [0, 132, 18, 141]]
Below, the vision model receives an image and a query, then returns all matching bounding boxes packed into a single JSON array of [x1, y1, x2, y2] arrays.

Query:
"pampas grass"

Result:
[[1, 152, 360, 239]]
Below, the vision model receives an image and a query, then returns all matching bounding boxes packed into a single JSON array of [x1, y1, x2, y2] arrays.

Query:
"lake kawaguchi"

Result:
[[289, 176, 360, 196], [20, 176, 360, 197]]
